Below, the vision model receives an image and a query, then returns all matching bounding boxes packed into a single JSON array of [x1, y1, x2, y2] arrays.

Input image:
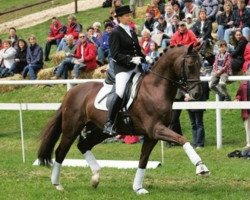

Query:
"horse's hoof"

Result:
[[135, 188, 149, 195], [196, 163, 210, 177], [91, 172, 100, 188], [53, 184, 64, 191]]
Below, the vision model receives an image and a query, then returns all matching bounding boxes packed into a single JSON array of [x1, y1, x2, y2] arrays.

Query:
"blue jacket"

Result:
[[100, 31, 110, 51], [26, 44, 43, 66]]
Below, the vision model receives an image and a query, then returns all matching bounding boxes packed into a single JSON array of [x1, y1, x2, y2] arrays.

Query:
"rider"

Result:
[[103, 5, 145, 136]]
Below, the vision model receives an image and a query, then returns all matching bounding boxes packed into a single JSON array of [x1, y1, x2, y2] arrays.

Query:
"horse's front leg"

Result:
[[133, 136, 158, 195], [153, 123, 210, 176]]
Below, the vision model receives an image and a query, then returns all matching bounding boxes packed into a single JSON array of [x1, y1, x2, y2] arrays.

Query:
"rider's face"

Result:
[[118, 13, 132, 25]]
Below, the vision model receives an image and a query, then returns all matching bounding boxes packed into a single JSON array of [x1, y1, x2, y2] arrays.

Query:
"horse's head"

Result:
[[175, 44, 202, 100]]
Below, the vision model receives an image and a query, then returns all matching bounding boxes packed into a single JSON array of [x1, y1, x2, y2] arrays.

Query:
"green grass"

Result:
[[1, 1, 250, 199], [0, 0, 73, 23]]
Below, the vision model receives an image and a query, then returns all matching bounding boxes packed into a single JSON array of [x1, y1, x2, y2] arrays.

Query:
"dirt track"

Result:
[[0, 0, 102, 34]]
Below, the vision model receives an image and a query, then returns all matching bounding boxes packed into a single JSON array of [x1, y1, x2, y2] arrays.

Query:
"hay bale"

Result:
[[51, 51, 66, 66], [135, 6, 148, 19], [92, 65, 108, 79], [0, 74, 23, 93], [37, 67, 55, 80]]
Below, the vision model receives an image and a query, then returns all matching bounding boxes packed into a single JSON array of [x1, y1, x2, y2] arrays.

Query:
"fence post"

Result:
[[19, 103, 25, 163], [215, 95, 222, 149], [67, 82, 73, 91], [161, 141, 164, 164]]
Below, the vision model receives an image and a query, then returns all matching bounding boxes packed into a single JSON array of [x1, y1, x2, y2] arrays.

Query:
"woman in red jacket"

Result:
[[242, 42, 250, 73]]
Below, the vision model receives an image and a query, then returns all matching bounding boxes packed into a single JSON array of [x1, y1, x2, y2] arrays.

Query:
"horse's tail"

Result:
[[37, 106, 62, 166]]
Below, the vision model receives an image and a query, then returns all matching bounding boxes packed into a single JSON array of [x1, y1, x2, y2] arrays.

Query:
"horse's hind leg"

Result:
[[133, 136, 158, 194], [153, 123, 210, 176], [77, 125, 109, 188], [51, 126, 81, 190]]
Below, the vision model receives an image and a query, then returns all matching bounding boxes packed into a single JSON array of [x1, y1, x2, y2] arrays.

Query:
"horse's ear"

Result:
[[187, 43, 194, 54]]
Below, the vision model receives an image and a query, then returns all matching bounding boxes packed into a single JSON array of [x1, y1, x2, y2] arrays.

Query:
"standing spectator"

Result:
[[170, 21, 198, 46], [209, 40, 232, 101], [97, 23, 114, 66], [231, 30, 248, 73], [44, 17, 65, 61], [183, 0, 200, 22], [57, 14, 82, 51], [22, 35, 43, 80], [8, 39, 28, 75], [8, 27, 19, 48], [235, 80, 250, 149], [73, 32, 97, 78], [216, 3, 234, 40], [201, 0, 219, 22], [0, 40, 16, 77], [242, 42, 250, 73], [142, 12, 155, 32], [53, 34, 77, 79], [224, 0, 250, 44], [186, 81, 210, 149]]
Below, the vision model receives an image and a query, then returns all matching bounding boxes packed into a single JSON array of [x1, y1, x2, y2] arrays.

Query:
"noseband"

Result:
[[149, 53, 201, 92]]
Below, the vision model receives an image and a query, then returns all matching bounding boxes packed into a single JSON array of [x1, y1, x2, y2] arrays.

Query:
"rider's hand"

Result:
[[131, 57, 141, 65], [145, 56, 153, 64]]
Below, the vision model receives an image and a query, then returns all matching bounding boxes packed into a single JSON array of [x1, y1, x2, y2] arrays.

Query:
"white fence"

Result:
[[1, 77, 250, 162]]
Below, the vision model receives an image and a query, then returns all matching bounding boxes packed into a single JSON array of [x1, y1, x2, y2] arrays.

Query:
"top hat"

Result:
[[115, 5, 133, 17]]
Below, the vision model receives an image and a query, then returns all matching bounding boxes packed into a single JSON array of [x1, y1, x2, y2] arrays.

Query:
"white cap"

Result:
[[186, 13, 193, 19]]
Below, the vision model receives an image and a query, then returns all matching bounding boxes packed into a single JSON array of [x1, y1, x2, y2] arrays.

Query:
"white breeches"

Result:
[[115, 68, 138, 98]]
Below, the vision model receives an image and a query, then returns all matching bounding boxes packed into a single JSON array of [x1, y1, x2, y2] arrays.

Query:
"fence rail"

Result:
[[0, 76, 250, 162]]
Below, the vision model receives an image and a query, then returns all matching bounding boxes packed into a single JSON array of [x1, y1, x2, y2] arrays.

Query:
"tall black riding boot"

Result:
[[103, 94, 123, 136]]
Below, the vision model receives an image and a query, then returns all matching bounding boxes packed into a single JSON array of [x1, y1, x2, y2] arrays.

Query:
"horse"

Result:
[[37, 44, 210, 194]]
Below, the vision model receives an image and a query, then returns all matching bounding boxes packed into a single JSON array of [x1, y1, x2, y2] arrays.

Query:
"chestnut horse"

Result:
[[38, 44, 210, 194]]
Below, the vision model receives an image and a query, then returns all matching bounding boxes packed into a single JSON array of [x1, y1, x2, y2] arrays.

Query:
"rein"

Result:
[[149, 54, 201, 92]]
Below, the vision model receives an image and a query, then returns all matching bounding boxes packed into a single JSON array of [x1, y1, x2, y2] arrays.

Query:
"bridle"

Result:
[[149, 53, 201, 93]]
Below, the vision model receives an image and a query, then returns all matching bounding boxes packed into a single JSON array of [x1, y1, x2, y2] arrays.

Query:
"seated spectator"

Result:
[[209, 40, 232, 101], [242, 42, 250, 73], [112, 0, 123, 10], [86, 26, 100, 49], [172, 1, 185, 21], [152, 15, 174, 48], [183, 0, 200, 23], [0, 40, 16, 78], [53, 35, 77, 79], [73, 32, 97, 78], [185, 13, 195, 29], [57, 14, 82, 51], [171, 14, 180, 33], [8, 27, 19, 48], [140, 29, 153, 55], [231, 30, 248, 73], [142, 12, 155, 32], [8, 39, 28, 76], [146, 0, 162, 19], [22, 35, 43, 80], [164, 4, 175, 23], [170, 21, 198, 46], [146, 41, 160, 62], [224, 0, 250, 44], [44, 17, 65, 61], [97, 23, 114, 66], [216, 3, 234, 41], [93, 22, 103, 40], [201, 0, 218, 22], [192, 9, 213, 47]]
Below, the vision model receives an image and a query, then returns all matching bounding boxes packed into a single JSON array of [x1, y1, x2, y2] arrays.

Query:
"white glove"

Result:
[[131, 57, 141, 65], [145, 56, 153, 64]]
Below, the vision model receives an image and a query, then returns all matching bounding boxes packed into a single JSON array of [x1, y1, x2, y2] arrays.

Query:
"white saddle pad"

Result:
[[94, 73, 142, 111]]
